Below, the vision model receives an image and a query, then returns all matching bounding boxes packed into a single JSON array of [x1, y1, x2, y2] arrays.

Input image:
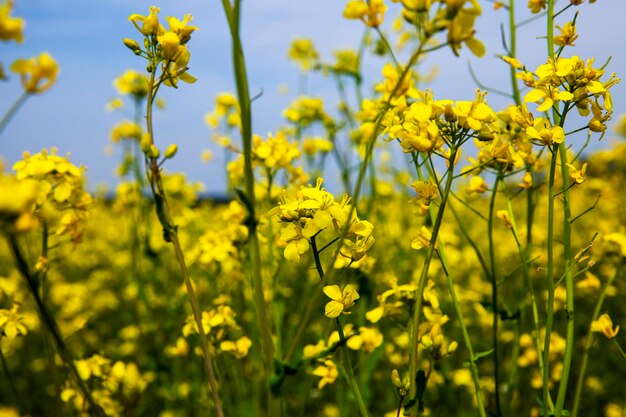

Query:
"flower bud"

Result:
[[148, 145, 160, 159], [140, 133, 153, 153], [164, 144, 178, 159], [123, 38, 142, 54]]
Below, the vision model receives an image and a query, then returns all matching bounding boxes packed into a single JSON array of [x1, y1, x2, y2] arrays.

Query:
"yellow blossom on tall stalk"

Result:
[[270, 178, 374, 263], [514, 55, 619, 139]]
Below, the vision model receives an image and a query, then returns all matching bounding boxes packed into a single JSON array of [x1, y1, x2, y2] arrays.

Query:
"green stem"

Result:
[[436, 246, 488, 417], [420, 157, 487, 417], [487, 171, 503, 417], [145, 61, 224, 417], [508, 0, 521, 105], [0, 92, 29, 137], [336, 318, 370, 417], [542, 144, 558, 417], [408, 147, 457, 413], [220, 2, 276, 414], [554, 146, 574, 417], [571, 264, 622, 417], [6, 234, 107, 417], [612, 338, 626, 360]]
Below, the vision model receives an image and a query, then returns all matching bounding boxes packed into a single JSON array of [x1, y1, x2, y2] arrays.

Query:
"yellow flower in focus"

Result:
[[591, 314, 619, 339], [0, 1, 23, 43], [555, 21, 578, 47], [323, 284, 360, 318], [526, 117, 565, 146], [128, 6, 162, 36], [158, 31, 182, 61], [11, 52, 59, 93], [565, 162, 587, 184], [165, 14, 198, 45]]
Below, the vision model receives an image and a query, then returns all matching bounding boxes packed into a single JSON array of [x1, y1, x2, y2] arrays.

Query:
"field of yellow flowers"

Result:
[[2, 0, 626, 416]]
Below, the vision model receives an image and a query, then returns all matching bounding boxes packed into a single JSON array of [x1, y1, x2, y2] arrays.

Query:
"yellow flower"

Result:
[[11, 52, 59, 94], [113, 70, 149, 98], [128, 6, 162, 36], [499, 55, 523, 69], [158, 31, 182, 61], [565, 162, 587, 184], [343, 0, 387, 27], [165, 14, 198, 45], [323, 284, 360, 318], [0, 306, 28, 340], [411, 226, 432, 250], [0, 1, 24, 43], [554, 21, 578, 47], [526, 117, 565, 146], [591, 314, 619, 339], [527, 0, 547, 14], [312, 360, 339, 388], [466, 176, 488, 194], [287, 38, 319, 71], [220, 336, 252, 358]]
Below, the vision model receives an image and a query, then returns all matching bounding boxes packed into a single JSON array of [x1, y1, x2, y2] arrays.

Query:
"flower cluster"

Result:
[[62, 354, 154, 417], [269, 178, 374, 265], [12, 149, 92, 243], [512, 55, 620, 142], [181, 299, 252, 359], [126, 7, 198, 87]]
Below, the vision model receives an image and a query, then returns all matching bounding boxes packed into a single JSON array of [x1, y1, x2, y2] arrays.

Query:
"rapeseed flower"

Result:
[[323, 284, 360, 317]]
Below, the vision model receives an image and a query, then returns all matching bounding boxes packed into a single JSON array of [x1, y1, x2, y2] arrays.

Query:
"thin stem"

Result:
[[542, 144, 558, 417], [435, 246, 488, 417], [221, 3, 276, 415], [487, 171, 503, 417], [0, 92, 29, 137], [508, 0, 521, 105], [6, 234, 107, 417], [571, 264, 622, 417], [145, 58, 224, 417], [336, 318, 370, 417], [408, 147, 458, 414], [612, 339, 626, 360]]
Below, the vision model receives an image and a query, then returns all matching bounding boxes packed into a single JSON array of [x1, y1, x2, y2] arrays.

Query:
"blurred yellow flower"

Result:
[[0, 1, 23, 43], [591, 314, 619, 339], [11, 52, 59, 93]]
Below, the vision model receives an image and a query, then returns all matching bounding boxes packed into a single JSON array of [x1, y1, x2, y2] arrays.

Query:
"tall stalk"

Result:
[[144, 67, 224, 417], [220, 2, 276, 415], [408, 146, 458, 416], [487, 171, 503, 417]]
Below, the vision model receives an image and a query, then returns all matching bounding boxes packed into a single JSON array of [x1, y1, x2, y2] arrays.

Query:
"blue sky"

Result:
[[2, 0, 626, 194]]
